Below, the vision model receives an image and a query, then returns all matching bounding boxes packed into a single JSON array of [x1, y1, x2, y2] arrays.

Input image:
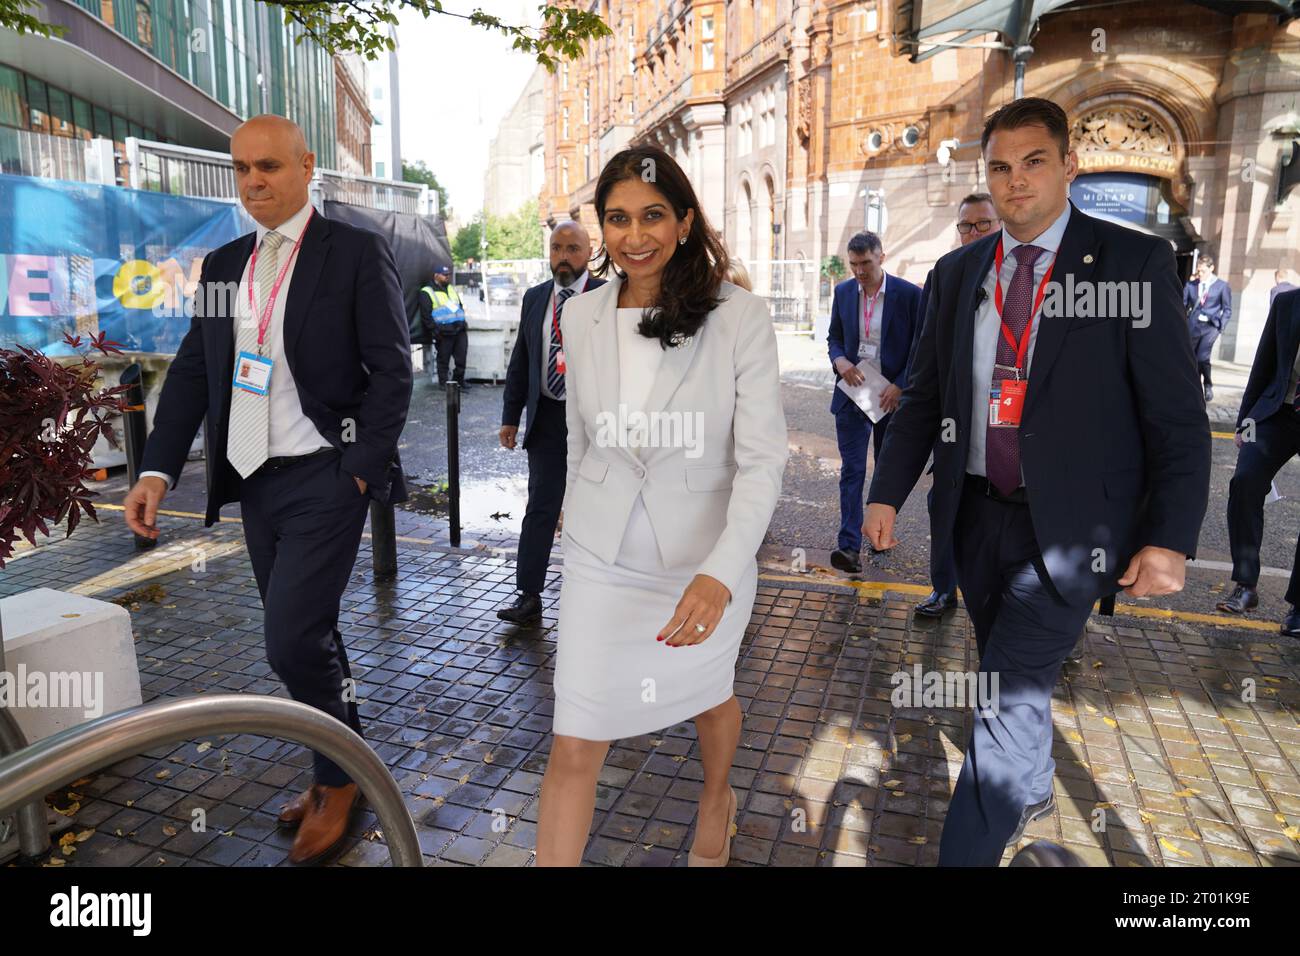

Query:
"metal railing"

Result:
[[0, 694, 423, 867], [0, 707, 50, 859], [121, 138, 435, 215], [1009, 840, 1085, 866], [0, 126, 88, 181]]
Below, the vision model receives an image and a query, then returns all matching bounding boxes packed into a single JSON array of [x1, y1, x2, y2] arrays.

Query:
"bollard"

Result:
[[446, 381, 461, 548], [118, 363, 155, 551], [369, 499, 397, 580]]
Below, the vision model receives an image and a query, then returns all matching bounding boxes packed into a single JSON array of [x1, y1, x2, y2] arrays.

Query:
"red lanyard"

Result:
[[552, 274, 589, 346], [993, 237, 1055, 372], [861, 282, 882, 338], [246, 208, 314, 352]]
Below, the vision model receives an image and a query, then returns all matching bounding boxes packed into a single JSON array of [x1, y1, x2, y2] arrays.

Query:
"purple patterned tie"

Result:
[[986, 244, 1044, 496]]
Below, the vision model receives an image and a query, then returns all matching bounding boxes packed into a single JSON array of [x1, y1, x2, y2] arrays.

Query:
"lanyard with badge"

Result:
[[550, 274, 588, 376], [858, 284, 882, 361], [988, 237, 1055, 429], [233, 209, 313, 396]]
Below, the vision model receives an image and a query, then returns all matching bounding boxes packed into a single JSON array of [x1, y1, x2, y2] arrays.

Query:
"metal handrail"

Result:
[[0, 707, 50, 859], [0, 694, 422, 867], [1009, 840, 1085, 866]]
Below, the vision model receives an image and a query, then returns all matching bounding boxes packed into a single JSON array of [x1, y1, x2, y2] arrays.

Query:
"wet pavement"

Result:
[[3, 339, 1299, 867]]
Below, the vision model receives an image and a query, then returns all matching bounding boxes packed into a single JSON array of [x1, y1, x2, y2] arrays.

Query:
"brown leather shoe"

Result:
[[288, 783, 360, 866], [277, 786, 316, 829]]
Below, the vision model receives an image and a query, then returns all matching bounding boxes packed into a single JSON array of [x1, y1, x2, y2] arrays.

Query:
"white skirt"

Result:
[[553, 494, 756, 741]]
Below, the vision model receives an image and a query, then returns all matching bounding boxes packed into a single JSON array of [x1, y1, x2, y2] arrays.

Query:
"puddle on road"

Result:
[[402, 474, 531, 532]]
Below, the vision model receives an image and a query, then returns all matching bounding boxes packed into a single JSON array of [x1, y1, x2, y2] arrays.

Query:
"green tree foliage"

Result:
[[262, 2, 610, 63], [402, 160, 450, 218], [452, 199, 543, 265]]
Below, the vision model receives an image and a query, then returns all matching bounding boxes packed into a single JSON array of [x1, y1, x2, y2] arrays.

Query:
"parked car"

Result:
[[486, 274, 519, 307]]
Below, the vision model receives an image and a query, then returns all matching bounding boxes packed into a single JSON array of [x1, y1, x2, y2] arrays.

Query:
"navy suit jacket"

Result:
[[867, 203, 1211, 605], [501, 275, 605, 448], [141, 212, 413, 526], [827, 272, 923, 414], [1237, 288, 1300, 430], [1184, 277, 1232, 332]]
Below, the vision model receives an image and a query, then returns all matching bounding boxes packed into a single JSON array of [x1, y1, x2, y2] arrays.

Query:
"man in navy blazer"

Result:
[[864, 98, 1210, 865], [496, 221, 604, 625], [827, 231, 922, 573], [1183, 256, 1233, 402], [1216, 288, 1300, 636], [123, 115, 412, 864]]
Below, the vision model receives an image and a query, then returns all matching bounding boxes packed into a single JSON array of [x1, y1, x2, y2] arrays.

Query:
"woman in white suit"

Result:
[[535, 146, 788, 866]]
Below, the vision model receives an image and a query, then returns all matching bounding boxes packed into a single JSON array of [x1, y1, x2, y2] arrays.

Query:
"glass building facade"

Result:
[[1, 0, 336, 165]]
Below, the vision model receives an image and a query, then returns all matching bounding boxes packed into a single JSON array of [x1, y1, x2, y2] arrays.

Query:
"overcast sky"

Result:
[[396, 2, 543, 222]]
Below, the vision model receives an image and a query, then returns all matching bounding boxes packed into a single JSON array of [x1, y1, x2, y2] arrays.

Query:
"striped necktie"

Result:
[[548, 286, 575, 399], [227, 230, 285, 479], [985, 243, 1043, 497]]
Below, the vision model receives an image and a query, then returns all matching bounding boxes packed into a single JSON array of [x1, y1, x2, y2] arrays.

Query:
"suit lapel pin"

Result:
[[1083, 254, 1094, 264]]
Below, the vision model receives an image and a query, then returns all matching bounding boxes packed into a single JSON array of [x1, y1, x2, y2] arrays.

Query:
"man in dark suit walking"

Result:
[[123, 115, 412, 864], [1183, 255, 1232, 402], [1215, 288, 1300, 636], [911, 193, 1001, 618], [827, 231, 922, 574], [496, 221, 603, 625], [864, 98, 1210, 865]]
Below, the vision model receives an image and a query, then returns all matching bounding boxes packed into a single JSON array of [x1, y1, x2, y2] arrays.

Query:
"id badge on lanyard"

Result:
[[988, 238, 1053, 428], [235, 211, 312, 396], [552, 276, 587, 376]]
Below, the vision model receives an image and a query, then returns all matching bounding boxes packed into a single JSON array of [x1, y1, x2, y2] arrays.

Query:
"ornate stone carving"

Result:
[[1071, 106, 1178, 176], [796, 77, 812, 146]]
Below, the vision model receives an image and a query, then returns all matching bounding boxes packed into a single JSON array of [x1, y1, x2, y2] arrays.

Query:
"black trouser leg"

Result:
[[451, 328, 468, 384], [1227, 409, 1300, 589], [516, 398, 567, 594]]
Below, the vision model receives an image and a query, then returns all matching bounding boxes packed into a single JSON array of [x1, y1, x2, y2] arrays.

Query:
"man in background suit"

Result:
[[910, 194, 1001, 618], [1270, 267, 1298, 307], [864, 98, 1210, 865], [123, 115, 412, 864], [1184, 255, 1233, 402], [1215, 288, 1300, 636], [496, 221, 603, 625], [827, 231, 922, 574]]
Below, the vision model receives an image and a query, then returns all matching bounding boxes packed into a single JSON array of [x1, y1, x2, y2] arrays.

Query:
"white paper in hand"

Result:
[[1265, 481, 1283, 505], [835, 360, 892, 423]]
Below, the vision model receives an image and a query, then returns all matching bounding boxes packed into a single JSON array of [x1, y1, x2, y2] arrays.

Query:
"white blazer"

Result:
[[559, 272, 789, 600]]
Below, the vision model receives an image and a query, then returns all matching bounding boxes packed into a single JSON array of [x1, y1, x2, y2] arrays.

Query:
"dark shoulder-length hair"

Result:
[[591, 144, 731, 348]]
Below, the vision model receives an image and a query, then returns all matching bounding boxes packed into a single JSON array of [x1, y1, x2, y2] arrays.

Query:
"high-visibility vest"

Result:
[[421, 284, 465, 326]]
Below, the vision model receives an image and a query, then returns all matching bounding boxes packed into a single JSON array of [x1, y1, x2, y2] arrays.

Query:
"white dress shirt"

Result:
[[966, 201, 1072, 477], [857, 272, 886, 369], [540, 269, 589, 400], [141, 201, 328, 486]]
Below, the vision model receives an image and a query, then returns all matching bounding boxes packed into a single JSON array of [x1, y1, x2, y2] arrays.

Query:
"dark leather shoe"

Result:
[[1282, 606, 1300, 638], [830, 548, 862, 574], [1007, 792, 1056, 845], [914, 590, 957, 618], [289, 783, 359, 865], [277, 787, 315, 829], [1216, 584, 1259, 614], [1204, 384, 1214, 402], [497, 592, 542, 625]]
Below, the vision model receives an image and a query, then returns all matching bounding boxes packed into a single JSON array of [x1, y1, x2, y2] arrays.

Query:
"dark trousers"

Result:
[[940, 477, 1095, 866], [434, 326, 468, 384], [517, 396, 567, 594], [1228, 405, 1300, 605], [927, 479, 959, 595], [240, 450, 370, 787], [1190, 322, 1219, 386], [835, 403, 889, 553]]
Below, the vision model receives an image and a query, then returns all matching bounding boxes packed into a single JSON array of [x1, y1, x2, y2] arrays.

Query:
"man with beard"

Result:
[[496, 220, 605, 625]]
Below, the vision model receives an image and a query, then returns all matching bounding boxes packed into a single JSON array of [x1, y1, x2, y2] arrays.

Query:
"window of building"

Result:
[[561, 156, 569, 193], [25, 77, 49, 133], [111, 115, 129, 147], [0, 66, 24, 129], [376, 161, 385, 177], [72, 97, 93, 140], [93, 106, 112, 139], [563, 106, 569, 139], [583, 88, 589, 124], [47, 86, 75, 137], [136, 0, 154, 48], [562, 63, 569, 90]]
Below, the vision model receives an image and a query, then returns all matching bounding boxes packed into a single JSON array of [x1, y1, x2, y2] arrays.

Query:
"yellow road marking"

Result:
[[93, 502, 437, 546]]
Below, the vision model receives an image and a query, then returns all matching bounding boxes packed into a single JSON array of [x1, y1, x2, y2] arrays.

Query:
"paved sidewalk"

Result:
[[2, 510, 1299, 868]]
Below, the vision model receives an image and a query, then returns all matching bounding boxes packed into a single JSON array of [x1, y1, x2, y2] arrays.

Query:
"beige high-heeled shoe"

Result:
[[688, 786, 737, 867]]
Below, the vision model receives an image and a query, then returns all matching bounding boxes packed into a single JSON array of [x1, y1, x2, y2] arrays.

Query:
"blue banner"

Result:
[[0, 174, 251, 355]]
